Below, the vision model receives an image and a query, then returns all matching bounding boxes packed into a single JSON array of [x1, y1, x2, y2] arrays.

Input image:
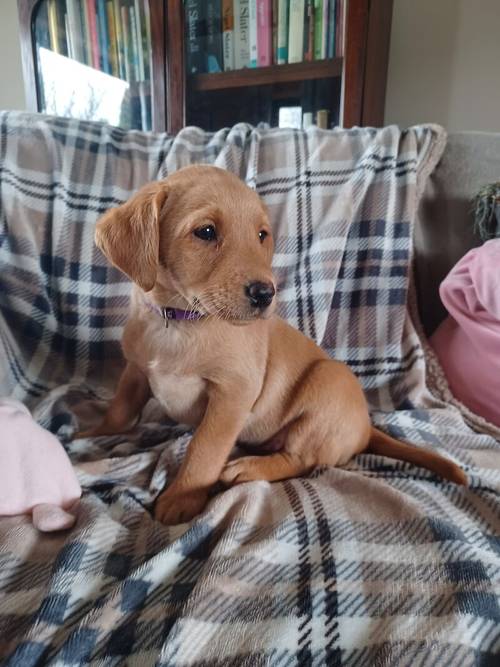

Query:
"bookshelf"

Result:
[[17, 1, 393, 134]]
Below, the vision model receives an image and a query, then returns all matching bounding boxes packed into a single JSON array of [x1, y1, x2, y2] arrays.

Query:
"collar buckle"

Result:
[[161, 307, 175, 328]]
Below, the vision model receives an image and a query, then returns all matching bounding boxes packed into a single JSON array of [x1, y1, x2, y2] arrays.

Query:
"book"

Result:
[[129, 6, 141, 81], [321, 0, 329, 59], [80, 1, 91, 65], [185, 0, 206, 74], [207, 0, 223, 73], [67, 0, 85, 63], [288, 0, 304, 64], [272, 0, 278, 64], [249, 1, 257, 67], [134, 0, 146, 80], [65, 14, 74, 59], [96, 0, 111, 73], [106, 1, 119, 77], [304, 0, 314, 61], [222, 0, 235, 70], [335, 0, 344, 56], [121, 5, 132, 81], [276, 0, 288, 64], [143, 0, 152, 81], [327, 0, 336, 58], [112, 0, 125, 79], [86, 1, 101, 69], [257, 0, 272, 67], [234, 0, 250, 70], [313, 0, 323, 59], [47, 0, 61, 54]]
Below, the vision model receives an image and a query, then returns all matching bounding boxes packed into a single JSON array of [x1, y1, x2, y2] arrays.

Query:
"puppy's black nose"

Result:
[[245, 281, 275, 308]]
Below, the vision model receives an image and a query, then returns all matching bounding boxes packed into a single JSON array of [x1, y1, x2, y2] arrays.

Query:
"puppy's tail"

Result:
[[368, 427, 467, 486]]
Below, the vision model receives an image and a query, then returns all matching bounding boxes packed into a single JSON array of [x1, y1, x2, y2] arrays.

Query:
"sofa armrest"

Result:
[[415, 131, 500, 335]]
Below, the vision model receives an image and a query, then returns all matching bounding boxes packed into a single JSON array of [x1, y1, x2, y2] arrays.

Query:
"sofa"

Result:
[[0, 112, 498, 666]]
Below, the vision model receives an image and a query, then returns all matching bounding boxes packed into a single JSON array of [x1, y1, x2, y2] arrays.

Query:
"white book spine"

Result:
[[288, 0, 305, 64], [234, 0, 250, 69]]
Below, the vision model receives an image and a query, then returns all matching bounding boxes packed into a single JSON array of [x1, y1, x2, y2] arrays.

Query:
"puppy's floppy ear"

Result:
[[95, 183, 168, 291]]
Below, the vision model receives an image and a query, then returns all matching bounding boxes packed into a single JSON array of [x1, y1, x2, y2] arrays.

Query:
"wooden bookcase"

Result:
[[17, 0, 393, 134]]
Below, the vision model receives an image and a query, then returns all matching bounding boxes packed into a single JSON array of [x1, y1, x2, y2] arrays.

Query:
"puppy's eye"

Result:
[[258, 230, 269, 243], [194, 225, 217, 242]]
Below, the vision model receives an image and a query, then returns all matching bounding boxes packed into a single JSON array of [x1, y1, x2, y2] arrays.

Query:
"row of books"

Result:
[[40, 0, 151, 84], [186, 0, 344, 75]]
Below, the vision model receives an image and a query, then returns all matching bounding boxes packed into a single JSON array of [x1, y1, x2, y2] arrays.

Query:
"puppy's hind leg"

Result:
[[220, 416, 319, 486], [75, 362, 150, 438]]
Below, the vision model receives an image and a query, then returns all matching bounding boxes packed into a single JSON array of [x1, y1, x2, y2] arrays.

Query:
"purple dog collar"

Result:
[[144, 300, 205, 328]]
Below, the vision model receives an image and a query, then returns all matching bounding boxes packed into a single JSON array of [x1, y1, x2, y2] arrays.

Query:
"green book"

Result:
[[314, 0, 323, 60]]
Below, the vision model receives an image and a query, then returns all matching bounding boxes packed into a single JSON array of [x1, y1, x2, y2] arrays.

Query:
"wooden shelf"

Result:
[[191, 58, 343, 92]]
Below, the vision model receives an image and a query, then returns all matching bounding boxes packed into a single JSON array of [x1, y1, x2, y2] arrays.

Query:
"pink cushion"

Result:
[[0, 399, 81, 516], [430, 239, 500, 426]]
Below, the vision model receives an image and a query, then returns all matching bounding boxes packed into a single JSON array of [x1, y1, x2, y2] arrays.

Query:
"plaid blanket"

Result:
[[1, 112, 499, 666]]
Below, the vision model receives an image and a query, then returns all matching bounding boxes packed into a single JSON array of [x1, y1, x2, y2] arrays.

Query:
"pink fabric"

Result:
[[430, 239, 500, 427], [0, 398, 81, 528]]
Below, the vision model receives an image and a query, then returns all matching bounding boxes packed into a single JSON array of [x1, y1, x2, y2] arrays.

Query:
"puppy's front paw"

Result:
[[220, 458, 259, 486], [154, 486, 208, 525]]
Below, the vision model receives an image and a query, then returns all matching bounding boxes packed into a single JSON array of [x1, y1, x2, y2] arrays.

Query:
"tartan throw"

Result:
[[0, 112, 499, 666]]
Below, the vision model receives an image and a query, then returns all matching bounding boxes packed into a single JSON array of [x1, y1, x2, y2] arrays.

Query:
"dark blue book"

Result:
[[206, 0, 223, 72], [185, 0, 207, 74], [327, 0, 336, 59]]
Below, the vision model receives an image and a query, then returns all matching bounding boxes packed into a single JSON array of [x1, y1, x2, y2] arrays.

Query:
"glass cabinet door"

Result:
[[183, 0, 344, 132], [33, 0, 153, 130]]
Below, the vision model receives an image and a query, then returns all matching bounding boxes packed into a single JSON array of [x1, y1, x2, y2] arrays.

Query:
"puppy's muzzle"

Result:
[[245, 281, 275, 309]]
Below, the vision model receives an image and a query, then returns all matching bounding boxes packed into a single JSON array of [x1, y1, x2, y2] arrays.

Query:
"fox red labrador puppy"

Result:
[[78, 165, 466, 524]]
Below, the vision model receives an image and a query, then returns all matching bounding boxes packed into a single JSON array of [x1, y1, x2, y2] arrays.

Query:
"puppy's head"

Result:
[[95, 165, 276, 321]]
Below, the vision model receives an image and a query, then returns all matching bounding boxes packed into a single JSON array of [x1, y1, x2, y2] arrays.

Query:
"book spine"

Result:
[[121, 5, 132, 81], [276, 0, 288, 64], [304, 0, 314, 61], [77, 2, 90, 65], [222, 0, 235, 70], [272, 0, 278, 64], [96, 0, 111, 73], [87, 1, 101, 69], [185, 0, 205, 74], [47, 0, 61, 54], [288, 0, 304, 64], [321, 0, 329, 59], [327, 0, 335, 58], [313, 0, 323, 60], [67, 0, 85, 62], [249, 1, 258, 68], [257, 0, 272, 67], [207, 0, 223, 72], [80, 1, 91, 64], [112, 0, 125, 79], [56, 2, 68, 56], [143, 0, 152, 81], [129, 6, 141, 81], [65, 13, 74, 59], [134, 0, 146, 80], [335, 0, 344, 56], [106, 1, 119, 76], [234, 0, 250, 70]]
